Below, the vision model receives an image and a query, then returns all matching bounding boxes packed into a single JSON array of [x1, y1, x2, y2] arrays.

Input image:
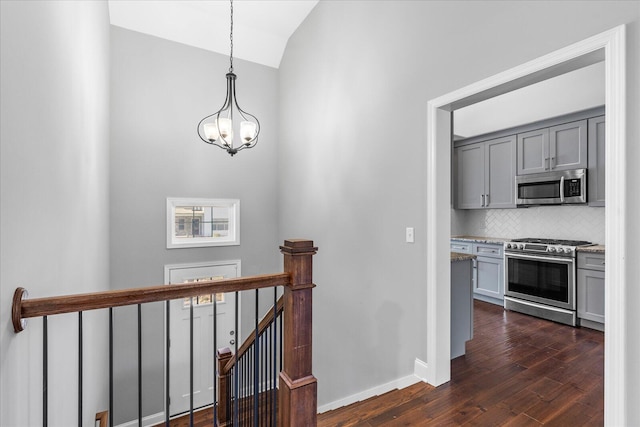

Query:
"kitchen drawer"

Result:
[[577, 252, 605, 271], [450, 241, 472, 254], [473, 243, 503, 259]]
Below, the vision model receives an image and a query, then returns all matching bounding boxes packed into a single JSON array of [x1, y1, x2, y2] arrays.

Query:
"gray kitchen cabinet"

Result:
[[473, 243, 504, 305], [450, 239, 504, 306], [588, 115, 606, 207], [455, 135, 516, 209], [549, 120, 588, 171], [517, 128, 549, 175], [517, 119, 587, 175], [455, 143, 485, 209], [450, 240, 472, 254], [577, 252, 605, 329]]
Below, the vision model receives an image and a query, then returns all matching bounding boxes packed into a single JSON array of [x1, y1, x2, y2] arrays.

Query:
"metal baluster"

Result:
[[109, 308, 114, 427], [234, 292, 239, 426], [254, 290, 259, 427], [165, 301, 170, 426], [279, 313, 283, 369], [190, 298, 194, 426], [213, 294, 218, 426], [78, 312, 83, 427], [138, 304, 142, 427], [43, 316, 48, 427], [262, 325, 271, 426], [260, 327, 269, 425], [228, 369, 233, 426], [272, 288, 278, 426]]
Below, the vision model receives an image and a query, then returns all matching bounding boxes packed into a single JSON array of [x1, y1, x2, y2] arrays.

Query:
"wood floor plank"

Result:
[[318, 300, 604, 426]]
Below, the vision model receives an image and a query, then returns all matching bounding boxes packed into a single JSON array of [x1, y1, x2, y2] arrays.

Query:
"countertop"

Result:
[[577, 244, 605, 254], [451, 235, 510, 245], [451, 252, 477, 262]]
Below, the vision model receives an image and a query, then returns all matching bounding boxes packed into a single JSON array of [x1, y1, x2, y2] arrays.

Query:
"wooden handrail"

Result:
[[12, 273, 290, 332], [223, 295, 285, 374]]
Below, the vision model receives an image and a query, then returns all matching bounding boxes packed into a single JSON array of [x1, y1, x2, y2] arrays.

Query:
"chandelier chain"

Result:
[[229, 0, 234, 73]]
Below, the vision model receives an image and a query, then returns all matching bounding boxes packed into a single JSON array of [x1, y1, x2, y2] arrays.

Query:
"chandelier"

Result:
[[197, 0, 260, 156]]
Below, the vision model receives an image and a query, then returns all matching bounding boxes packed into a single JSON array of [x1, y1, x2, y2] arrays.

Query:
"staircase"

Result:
[[12, 239, 318, 427]]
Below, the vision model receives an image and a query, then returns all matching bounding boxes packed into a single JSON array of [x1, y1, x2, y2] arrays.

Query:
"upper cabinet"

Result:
[[454, 135, 516, 209], [516, 128, 548, 175], [588, 116, 606, 207], [453, 107, 604, 210], [517, 120, 587, 175]]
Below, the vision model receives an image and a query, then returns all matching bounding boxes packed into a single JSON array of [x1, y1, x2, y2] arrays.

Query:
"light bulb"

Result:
[[240, 121, 257, 143], [218, 118, 233, 139], [203, 122, 220, 142]]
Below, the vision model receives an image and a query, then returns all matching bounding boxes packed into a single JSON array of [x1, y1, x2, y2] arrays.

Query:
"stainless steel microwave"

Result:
[[515, 168, 587, 206]]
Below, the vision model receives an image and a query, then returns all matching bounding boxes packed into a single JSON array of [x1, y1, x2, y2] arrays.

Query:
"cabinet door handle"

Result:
[[545, 157, 549, 170], [485, 194, 490, 206], [481, 194, 485, 207], [551, 156, 556, 169]]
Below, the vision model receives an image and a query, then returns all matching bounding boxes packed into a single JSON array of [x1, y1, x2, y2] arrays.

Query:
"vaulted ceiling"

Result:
[[108, 0, 319, 68]]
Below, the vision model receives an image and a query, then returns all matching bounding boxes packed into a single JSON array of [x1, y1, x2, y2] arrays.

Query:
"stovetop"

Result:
[[505, 238, 594, 256], [511, 238, 593, 246]]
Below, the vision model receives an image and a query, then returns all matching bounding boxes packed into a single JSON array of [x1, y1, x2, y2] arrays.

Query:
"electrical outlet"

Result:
[[406, 227, 415, 243]]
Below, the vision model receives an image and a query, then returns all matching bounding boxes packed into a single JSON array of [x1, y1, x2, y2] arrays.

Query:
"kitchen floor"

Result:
[[318, 300, 604, 425]]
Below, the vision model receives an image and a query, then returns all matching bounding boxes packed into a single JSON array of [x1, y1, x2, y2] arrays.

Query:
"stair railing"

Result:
[[217, 295, 284, 426], [12, 239, 318, 427]]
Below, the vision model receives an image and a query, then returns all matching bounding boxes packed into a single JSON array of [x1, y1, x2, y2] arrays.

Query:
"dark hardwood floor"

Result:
[[318, 300, 604, 426]]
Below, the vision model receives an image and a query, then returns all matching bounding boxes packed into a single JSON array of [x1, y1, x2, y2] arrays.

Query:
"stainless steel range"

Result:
[[503, 238, 593, 326]]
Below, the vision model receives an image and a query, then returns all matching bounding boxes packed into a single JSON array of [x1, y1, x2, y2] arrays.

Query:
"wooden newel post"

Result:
[[217, 347, 233, 426], [279, 239, 318, 426]]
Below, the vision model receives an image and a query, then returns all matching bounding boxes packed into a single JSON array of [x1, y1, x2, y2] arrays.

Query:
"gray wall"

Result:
[[0, 1, 111, 425], [109, 27, 280, 423], [278, 1, 640, 419]]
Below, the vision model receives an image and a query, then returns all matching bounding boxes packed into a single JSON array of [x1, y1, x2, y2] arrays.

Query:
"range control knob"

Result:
[[506, 243, 512, 249], [518, 244, 524, 249], [564, 248, 572, 254], [548, 247, 556, 253]]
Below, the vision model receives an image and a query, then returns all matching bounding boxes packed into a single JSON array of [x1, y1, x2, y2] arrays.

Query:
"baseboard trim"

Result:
[[115, 411, 164, 427], [414, 358, 429, 382], [318, 361, 428, 414]]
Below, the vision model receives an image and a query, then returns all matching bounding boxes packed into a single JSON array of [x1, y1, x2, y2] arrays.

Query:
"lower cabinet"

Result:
[[474, 248, 504, 305], [577, 252, 605, 329], [451, 240, 504, 306]]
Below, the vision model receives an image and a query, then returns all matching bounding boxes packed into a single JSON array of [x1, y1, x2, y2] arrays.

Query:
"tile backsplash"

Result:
[[453, 205, 605, 244]]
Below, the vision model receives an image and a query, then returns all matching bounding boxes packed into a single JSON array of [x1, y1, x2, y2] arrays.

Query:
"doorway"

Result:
[[164, 260, 240, 416], [425, 25, 626, 424]]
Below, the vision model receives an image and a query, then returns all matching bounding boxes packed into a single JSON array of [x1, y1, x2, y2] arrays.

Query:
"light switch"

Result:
[[406, 227, 415, 243]]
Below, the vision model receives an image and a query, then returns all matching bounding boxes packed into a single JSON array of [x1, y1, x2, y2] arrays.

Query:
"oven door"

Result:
[[504, 252, 575, 310]]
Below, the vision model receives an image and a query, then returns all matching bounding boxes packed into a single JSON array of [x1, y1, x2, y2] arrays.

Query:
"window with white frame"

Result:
[[167, 198, 239, 248]]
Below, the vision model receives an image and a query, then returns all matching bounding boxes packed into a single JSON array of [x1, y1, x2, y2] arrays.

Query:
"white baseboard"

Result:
[[413, 358, 429, 382], [317, 361, 429, 414], [115, 411, 164, 427]]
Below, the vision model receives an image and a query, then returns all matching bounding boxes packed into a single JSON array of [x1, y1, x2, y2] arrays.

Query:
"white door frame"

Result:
[[425, 25, 626, 424]]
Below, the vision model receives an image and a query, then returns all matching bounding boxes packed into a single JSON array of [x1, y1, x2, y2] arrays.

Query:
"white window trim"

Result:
[[166, 197, 240, 248]]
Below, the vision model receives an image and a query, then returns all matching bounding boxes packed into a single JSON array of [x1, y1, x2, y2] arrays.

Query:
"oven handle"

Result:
[[505, 252, 575, 265], [560, 176, 565, 203]]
